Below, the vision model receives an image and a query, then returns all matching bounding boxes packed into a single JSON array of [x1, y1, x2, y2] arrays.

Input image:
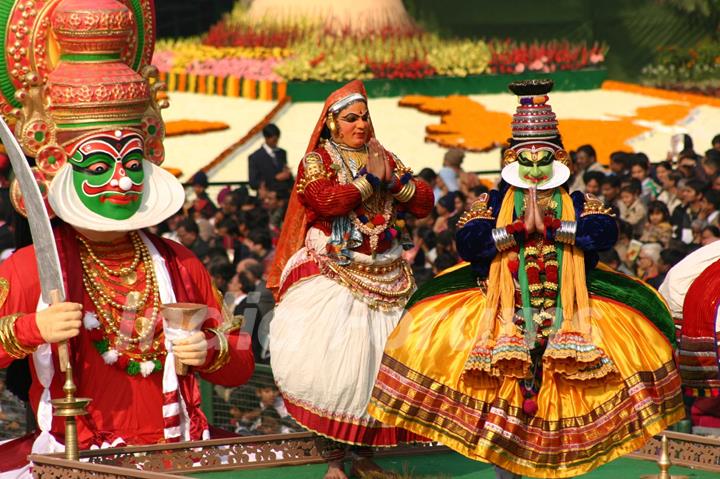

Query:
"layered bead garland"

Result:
[[78, 232, 165, 377]]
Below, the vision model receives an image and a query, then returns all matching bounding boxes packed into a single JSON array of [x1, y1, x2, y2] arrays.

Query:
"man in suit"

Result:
[[248, 124, 293, 194]]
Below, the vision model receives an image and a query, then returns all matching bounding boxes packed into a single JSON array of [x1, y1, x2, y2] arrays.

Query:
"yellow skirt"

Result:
[[368, 274, 684, 478]]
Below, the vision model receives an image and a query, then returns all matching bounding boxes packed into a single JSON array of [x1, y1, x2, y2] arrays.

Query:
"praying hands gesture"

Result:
[[524, 187, 545, 235], [366, 138, 392, 182]]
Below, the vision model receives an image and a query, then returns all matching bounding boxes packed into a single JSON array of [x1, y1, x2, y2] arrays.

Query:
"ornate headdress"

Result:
[[0, 0, 183, 231], [500, 79, 570, 190]]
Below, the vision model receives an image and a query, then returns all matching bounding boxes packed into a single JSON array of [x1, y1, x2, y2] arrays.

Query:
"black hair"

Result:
[[577, 144, 596, 160], [602, 175, 621, 188], [621, 178, 642, 196], [647, 201, 670, 222], [242, 259, 265, 281], [178, 218, 199, 235], [417, 167, 437, 183], [660, 248, 686, 268], [703, 149, 720, 171], [262, 123, 280, 138], [702, 225, 720, 238], [703, 189, 720, 209], [211, 263, 235, 283], [685, 179, 708, 195], [630, 154, 649, 171], [583, 170, 606, 186], [248, 229, 272, 251], [237, 270, 257, 293]]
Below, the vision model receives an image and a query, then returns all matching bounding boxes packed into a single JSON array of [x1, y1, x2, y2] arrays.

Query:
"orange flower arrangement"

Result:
[[399, 94, 676, 165], [602, 80, 720, 108], [165, 120, 230, 137]]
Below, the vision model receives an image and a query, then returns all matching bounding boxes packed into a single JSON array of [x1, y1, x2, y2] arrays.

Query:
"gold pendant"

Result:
[[125, 271, 138, 285], [135, 316, 151, 335], [126, 291, 141, 308]]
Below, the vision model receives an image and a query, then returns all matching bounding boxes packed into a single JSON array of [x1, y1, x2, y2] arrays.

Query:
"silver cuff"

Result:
[[492, 227, 517, 252], [555, 220, 577, 245]]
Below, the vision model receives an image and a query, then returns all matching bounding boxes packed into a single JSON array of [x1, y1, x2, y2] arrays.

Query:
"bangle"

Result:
[[393, 181, 416, 203], [197, 328, 230, 374], [352, 176, 374, 201], [492, 227, 517, 252], [555, 221, 577, 245], [0, 314, 35, 359]]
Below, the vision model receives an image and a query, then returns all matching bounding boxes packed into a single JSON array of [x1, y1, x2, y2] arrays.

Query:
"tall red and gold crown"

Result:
[[0, 0, 166, 216]]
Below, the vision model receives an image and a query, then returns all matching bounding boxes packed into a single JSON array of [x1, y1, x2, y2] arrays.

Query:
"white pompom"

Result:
[[83, 312, 100, 330], [140, 360, 155, 377], [102, 349, 119, 365]]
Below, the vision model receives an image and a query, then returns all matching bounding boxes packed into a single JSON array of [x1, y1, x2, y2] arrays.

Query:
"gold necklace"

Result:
[[77, 233, 142, 284], [79, 234, 160, 346]]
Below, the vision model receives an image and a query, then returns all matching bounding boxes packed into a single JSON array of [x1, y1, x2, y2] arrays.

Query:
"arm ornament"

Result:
[[393, 181, 416, 203], [352, 176, 374, 201], [296, 152, 329, 194], [492, 227, 517, 252], [197, 328, 230, 374], [0, 313, 36, 359], [555, 220, 577, 245], [580, 193, 615, 217]]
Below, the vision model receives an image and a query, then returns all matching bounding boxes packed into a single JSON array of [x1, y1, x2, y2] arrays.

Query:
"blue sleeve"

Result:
[[571, 191, 618, 253], [455, 190, 504, 277]]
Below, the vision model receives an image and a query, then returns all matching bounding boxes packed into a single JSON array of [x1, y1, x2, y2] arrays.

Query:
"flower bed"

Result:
[[151, 6, 607, 99], [641, 41, 720, 95]]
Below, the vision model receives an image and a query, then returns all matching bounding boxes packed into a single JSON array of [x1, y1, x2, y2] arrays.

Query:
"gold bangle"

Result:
[[393, 181, 415, 203], [198, 328, 230, 374], [352, 176, 374, 201], [0, 314, 34, 359]]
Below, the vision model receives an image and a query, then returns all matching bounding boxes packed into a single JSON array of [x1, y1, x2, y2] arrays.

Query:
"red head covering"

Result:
[[267, 80, 371, 295]]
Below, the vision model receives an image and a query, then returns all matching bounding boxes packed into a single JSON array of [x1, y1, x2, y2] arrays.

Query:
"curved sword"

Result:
[[0, 118, 65, 306]]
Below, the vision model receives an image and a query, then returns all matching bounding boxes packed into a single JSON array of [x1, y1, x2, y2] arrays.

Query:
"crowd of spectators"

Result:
[[2, 127, 720, 437]]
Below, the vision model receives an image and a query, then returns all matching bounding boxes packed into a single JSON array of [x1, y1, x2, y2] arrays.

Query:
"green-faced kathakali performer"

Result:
[[0, 1, 253, 476], [368, 80, 684, 479]]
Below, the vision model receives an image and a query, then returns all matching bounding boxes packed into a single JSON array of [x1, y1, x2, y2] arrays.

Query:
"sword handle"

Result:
[[50, 289, 70, 373]]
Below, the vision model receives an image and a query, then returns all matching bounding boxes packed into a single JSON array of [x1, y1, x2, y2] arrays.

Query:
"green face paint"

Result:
[[517, 148, 555, 187], [68, 132, 145, 219]]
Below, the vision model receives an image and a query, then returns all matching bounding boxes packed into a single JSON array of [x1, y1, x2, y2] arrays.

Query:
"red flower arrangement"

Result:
[[365, 59, 436, 79], [488, 40, 607, 75]]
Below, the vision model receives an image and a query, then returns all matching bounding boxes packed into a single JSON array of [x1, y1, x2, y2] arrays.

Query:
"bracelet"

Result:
[[351, 176, 374, 201], [197, 328, 230, 374], [393, 181, 416, 203], [492, 227, 517, 252], [555, 220, 577, 245], [0, 314, 35, 359]]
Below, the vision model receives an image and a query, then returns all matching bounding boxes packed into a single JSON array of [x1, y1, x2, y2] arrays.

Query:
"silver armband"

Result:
[[492, 227, 517, 252], [555, 220, 577, 245]]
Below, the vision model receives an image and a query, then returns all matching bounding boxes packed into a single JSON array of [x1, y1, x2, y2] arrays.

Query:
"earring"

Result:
[[327, 113, 337, 135]]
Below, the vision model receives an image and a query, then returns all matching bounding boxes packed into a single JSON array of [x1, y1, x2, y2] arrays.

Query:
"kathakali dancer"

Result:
[[368, 80, 684, 478], [267, 80, 433, 478], [0, 1, 253, 476], [659, 241, 720, 432]]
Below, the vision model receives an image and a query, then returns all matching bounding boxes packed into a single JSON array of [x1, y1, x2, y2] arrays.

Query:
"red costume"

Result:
[[0, 1, 253, 475], [268, 81, 432, 453]]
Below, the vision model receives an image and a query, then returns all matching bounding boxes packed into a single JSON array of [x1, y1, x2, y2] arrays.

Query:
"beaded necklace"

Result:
[[78, 232, 165, 377], [326, 141, 394, 255]]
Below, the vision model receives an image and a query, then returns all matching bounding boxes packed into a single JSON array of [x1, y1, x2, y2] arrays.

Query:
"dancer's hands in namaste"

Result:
[[524, 187, 545, 235], [367, 138, 392, 182], [35, 302, 83, 343], [173, 331, 208, 367]]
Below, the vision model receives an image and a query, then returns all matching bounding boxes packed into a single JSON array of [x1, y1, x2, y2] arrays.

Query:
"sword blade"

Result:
[[0, 118, 65, 304]]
